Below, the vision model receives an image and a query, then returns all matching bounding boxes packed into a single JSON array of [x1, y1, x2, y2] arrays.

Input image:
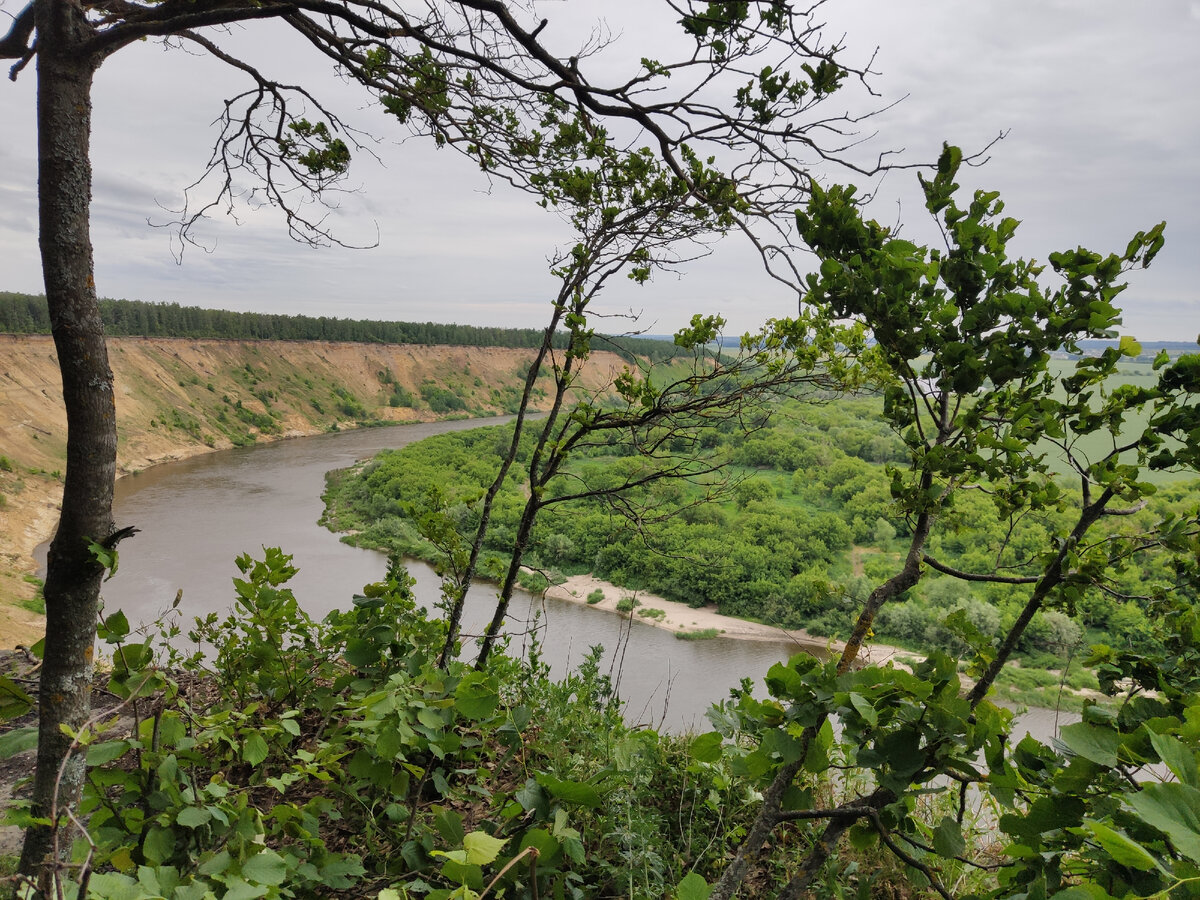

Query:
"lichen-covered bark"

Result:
[[17, 1, 112, 884]]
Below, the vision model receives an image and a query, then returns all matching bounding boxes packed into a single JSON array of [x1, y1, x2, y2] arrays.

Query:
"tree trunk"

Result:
[[17, 1, 111, 885]]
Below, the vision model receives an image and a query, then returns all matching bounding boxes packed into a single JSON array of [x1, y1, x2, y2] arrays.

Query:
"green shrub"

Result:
[[615, 595, 641, 613], [389, 384, 416, 407], [586, 588, 605, 604], [420, 381, 467, 413], [674, 627, 719, 640], [517, 569, 550, 593]]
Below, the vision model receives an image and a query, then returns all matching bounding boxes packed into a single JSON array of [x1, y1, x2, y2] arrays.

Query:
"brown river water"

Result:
[[40, 418, 1075, 738]]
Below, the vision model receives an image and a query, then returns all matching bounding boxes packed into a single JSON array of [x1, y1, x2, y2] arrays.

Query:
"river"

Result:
[[41, 417, 1077, 737], [44, 419, 806, 732]]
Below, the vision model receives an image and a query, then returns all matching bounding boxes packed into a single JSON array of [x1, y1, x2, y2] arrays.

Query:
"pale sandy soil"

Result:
[[0, 335, 631, 647], [545, 572, 910, 667]]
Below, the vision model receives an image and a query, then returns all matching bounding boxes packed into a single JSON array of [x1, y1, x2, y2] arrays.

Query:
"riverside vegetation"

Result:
[[321, 390, 1200, 708]]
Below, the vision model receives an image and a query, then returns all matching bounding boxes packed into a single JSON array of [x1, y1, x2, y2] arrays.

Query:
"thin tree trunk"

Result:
[[437, 312, 563, 668], [475, 325, 588, 668], [967, 486, 1114, 705], [18, 3, 112, 884], [475, 496, 543, 670]]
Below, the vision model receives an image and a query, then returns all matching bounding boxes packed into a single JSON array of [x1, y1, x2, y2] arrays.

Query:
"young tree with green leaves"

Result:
[[425, 123, 870, 669], [705, 146, 1198, 899]]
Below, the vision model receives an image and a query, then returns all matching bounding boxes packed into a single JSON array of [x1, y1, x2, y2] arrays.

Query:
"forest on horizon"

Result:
[[0, 292, 683, 364]]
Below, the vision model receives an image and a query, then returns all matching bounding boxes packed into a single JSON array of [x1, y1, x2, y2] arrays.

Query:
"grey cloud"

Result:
[[0, 1, 1196, 339]]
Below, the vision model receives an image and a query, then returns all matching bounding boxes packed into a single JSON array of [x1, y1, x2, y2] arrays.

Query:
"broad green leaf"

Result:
[[141, 824, 175, 865], [241, 849, 289, 885], [1002, 796, 1085, 841], [462, 830, 507, 866], [675, 872, 711, 900], [417, 706, 445, 729], [760, 728, 804, 765], [175, 805, 211, 828], [198, 849, 233, 876], [1059, 722, 1120, 767], [0, 726, 37, 759], [1125, 782, 1200, 862], [932, 816, 966, 858], [435, 807, 466, 846], [376, 726, 403, 761], [242, 732, 269, 767], [102, 609, 130, 640], [1147, 730, 1198, 788], [0, 676, 34, 719], [536, 774, 602, 808], [85, 872, 143, 900], [438, 857, 484, 892], [221, 875, 268, 900], [86, 739, 131, 767], [690, 731, 723, 763], [138, 863, 181, 895], [848, 822, 877, 850], [848, 692, 878, 727], [518, 828, 563, 868], [804, 719, 834, 774], [1077, 819, 1159, 871], [455, 672, 500, 720]]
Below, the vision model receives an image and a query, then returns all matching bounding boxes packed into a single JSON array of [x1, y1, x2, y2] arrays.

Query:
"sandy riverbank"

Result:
[[3, 451, 908, 665], [544, 572, 910, 667]]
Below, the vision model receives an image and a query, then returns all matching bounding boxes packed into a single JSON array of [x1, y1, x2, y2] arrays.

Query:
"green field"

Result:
[[1039, 360, 1192, 484]]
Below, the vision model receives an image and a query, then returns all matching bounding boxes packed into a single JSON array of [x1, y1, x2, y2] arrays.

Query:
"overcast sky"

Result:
[[0, 1, 1196, 342]]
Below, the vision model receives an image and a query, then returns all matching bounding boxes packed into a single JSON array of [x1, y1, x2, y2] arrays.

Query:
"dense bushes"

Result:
[[20, 545, 1196, 899], [16, 549, 764, 899], [322, 397, 1200, 661]]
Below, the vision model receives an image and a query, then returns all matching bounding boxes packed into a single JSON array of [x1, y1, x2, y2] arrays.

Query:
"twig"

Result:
[[44, 670, 157, 897], [478, 845, 539, 899], [867, 808, 955, 900]]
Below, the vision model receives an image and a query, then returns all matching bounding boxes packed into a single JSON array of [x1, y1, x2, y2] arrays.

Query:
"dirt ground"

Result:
[[546, 573, 907, 665]]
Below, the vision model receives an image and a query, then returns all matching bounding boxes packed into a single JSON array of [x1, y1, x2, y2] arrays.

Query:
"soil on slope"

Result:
[[0, 335, 631, 647]]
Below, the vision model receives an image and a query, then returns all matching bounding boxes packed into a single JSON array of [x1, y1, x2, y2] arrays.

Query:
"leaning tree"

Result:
[[1, 0, 905, 885]]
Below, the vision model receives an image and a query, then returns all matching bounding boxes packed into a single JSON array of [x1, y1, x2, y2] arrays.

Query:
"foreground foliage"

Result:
[[2, 545, 1198, 900]]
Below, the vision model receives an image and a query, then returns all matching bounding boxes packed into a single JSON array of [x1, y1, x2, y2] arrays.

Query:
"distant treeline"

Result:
[[1071, 338, 1197, 359], [0, 292, 682, 363]]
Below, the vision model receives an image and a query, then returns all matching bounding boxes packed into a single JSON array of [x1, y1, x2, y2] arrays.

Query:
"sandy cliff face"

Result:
[[0, 335, 630, 645]]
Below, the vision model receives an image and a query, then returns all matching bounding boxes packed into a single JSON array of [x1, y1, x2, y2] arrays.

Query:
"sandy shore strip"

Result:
[[544, 572, 910, 667]]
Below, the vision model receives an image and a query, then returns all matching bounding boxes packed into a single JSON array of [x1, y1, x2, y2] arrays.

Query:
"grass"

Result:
[[985, 657, 1112, 713], [637, 607, 666, 621], [19, 575, 45, 615], [675, 628, 720, 641]]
